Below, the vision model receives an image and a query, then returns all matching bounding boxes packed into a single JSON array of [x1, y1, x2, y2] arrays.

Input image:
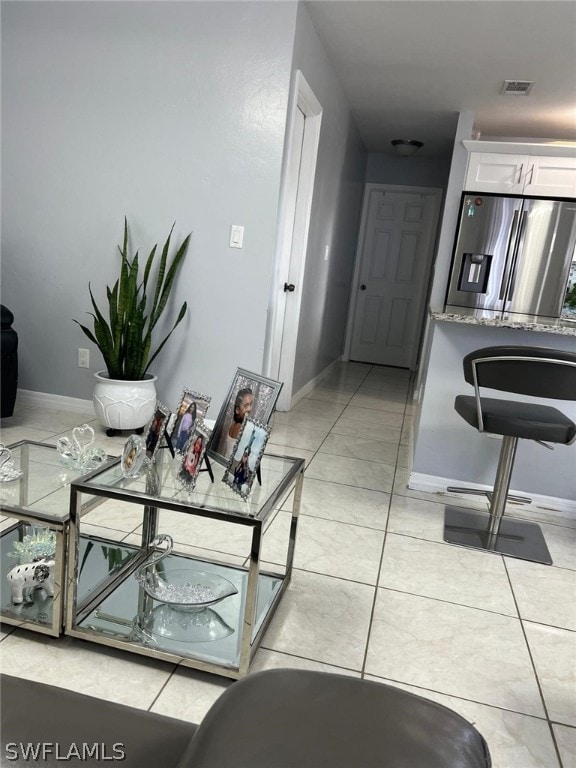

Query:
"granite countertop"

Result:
[[432, 311, 576, 337]]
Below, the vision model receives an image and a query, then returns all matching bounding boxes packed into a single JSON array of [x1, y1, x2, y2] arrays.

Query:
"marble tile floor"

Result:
[[1, 361, 575, 768]]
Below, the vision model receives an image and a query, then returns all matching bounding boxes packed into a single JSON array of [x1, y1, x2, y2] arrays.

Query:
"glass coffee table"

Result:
[[65, 448, 304, 679], [0, 440, 115, 636]]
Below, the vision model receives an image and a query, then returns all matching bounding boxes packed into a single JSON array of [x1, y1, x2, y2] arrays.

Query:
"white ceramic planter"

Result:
[[93, 372, 157, 432]]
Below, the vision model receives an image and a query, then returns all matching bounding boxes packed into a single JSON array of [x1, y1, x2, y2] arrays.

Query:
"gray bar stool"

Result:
[[444, 345, 576, 565]]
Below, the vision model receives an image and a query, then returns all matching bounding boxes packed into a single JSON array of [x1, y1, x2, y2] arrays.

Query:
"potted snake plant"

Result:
[[74, 218, 191, 435]]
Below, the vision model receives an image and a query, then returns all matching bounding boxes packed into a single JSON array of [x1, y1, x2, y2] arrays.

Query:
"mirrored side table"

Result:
[[0, 441, 115, 636], [65, 449, 305, 678]]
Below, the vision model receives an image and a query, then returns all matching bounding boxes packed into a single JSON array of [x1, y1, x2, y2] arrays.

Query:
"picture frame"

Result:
[[143, 402, 170, 460], [222, 418, 271, 500], [121, 434, 146, 478], [170, 389, 211, 454], [177, 421, 210, 492], [207, 368, 282, 466]]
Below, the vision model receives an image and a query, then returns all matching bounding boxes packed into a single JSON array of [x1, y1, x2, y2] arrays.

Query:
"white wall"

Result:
[[1, 1, 298, 409], [409, 111, 474, 411], [289, 4, 367, 394], [427, 111, 475, 311], [365, 153, 451, 189]]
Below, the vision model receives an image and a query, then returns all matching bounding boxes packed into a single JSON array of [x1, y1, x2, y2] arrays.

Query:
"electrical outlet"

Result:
[[78, 348, 89, 368]]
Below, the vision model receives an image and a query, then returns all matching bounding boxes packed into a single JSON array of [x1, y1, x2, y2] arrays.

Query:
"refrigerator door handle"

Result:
[[499, 210, 520, 300], [506, 210, 528, 301]]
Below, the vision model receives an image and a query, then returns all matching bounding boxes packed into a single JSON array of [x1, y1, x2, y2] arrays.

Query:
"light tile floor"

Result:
[[1, 362, 575, 768]]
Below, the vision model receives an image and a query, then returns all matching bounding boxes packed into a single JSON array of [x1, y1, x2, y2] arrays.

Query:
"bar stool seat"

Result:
[[455, 396, 576, 444], [444, 345, 576, 565]]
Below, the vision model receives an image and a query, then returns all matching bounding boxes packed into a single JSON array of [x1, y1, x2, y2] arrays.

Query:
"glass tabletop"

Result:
[[0, 441, 115, 523], [74, 450, 304, 522]]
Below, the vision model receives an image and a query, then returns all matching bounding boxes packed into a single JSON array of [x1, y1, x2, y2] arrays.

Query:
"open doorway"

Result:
[[263, 71, 322, 411]]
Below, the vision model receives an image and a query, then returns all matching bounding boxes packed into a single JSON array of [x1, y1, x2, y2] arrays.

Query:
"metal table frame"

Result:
[[65, 449, 305, 679]]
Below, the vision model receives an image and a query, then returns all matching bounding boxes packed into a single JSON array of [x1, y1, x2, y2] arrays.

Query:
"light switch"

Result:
[[230, 225, 244, 249]]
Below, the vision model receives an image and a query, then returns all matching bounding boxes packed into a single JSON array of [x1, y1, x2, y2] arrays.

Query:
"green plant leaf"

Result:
[[151, 233, 191, 329], [142, 244, 157, 297], [144, 301, 188, 374], [149, 224, 174, 327], [72, 320, 98, 347]]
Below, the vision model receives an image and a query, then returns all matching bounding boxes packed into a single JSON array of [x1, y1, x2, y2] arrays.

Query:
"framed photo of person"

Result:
[[143, 402, 170, 460], [121, 434, 146, 478], [178, 421, 210, 492], [170, 389, 211, 454], [208, 368, 282, 466], [222, 418, 271, 500]]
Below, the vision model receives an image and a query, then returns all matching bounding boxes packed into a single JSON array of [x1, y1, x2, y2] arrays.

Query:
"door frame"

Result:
[[343, 183, 443, 369], [263, 70, 322, 411]]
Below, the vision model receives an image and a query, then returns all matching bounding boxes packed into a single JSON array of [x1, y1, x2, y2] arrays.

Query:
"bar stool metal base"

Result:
[[447, 486, 532, 505], [444, 506, 552, 565]]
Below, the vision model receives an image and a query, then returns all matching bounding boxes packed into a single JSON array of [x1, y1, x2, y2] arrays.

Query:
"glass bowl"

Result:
[[132, 604, 234, 644], [137, 567, 238, 612]]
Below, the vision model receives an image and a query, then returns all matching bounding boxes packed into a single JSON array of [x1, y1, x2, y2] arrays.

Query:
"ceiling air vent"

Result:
[[501, 80, 534, 95]]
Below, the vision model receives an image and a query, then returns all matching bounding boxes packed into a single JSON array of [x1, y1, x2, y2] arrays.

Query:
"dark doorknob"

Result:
[[284, 282, 296, 293], [360, 284, 367, 291]]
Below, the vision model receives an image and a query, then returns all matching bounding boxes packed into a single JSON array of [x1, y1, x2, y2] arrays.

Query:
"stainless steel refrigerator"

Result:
[[445, 193, 576, 319]]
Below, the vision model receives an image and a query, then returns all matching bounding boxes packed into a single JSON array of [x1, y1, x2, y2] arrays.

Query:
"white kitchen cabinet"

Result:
[[465, 152, 525, 194], [523, 155, 576, 198], [465, 152, 576, 198]]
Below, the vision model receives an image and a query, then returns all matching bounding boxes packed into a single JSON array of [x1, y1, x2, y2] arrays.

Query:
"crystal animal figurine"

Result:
[[0, 445, 23, 483], [9, 527, 57, 564], [56, 424, 107, 471]]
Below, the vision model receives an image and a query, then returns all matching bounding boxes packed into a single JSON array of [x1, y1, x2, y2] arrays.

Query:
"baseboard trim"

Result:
[[17, 389, 94, 414], [409, 471, 576, 519], [20, 359, 345, 416], [288, 357, 343, 410]]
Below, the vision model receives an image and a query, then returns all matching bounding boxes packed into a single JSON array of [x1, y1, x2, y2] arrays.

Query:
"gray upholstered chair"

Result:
[[444, 345, 576, 564], [1, 669, 491, 767]]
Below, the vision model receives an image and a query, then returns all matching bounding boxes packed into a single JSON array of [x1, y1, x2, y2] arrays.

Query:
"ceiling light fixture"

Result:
[[391, 139, 423, 157]]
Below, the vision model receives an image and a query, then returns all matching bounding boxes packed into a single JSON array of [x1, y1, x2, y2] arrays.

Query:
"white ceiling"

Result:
[[304, 0, 576, 157]]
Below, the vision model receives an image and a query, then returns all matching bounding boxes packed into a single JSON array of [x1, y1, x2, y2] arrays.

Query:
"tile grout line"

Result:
[[360, 367, 410, 680], [501, 556, 566, 768], [293, 363, 397, 682], [301, 364, 375, 472], [365, 669, 562, 724]]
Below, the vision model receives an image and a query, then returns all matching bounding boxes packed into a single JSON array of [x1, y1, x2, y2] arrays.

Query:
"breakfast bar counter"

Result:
[[431, 311, 576, 337]]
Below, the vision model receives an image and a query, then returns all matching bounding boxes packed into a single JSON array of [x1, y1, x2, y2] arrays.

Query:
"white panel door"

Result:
[[349, 188, 439, 368]]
